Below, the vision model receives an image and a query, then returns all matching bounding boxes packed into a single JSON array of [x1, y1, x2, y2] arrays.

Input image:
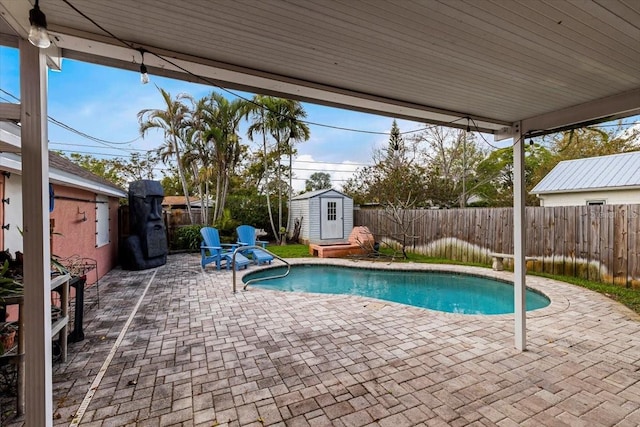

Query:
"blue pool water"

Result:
[[243, 265, 550, 315]]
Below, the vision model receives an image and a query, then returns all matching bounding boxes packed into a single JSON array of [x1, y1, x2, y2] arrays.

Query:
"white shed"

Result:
[[289, 189, 354, 244], [531, 151, 640, 207]]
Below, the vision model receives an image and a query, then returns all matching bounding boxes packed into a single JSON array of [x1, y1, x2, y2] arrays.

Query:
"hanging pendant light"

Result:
[[28, 0, 51, 48], [139, 49, 150, 84]]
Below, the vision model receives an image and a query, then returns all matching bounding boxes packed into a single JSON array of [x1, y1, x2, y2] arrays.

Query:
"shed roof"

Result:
[[531, 151, 640, 194], [292, 188, 351, 201]]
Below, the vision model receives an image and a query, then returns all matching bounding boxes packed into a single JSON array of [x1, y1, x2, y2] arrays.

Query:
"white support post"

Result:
[[513, 122, 526, 351], [20, 39, 53, 426]]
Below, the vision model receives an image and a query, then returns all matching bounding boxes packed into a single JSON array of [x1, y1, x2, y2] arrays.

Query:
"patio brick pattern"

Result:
[[4, 254, 639, 426]]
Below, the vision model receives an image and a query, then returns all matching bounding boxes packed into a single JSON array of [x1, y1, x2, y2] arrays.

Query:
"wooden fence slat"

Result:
[[630, 206, 640, 287], [589, 206, 602, 281], [613, 205, 628, 286], [353, 204, 640, 283], [565, 205, 577, 277]]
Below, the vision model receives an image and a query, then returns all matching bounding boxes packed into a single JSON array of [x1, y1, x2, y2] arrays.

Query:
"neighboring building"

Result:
[[0, 123, 126, 282], [531, 151, 640, 207], [161, 195, 199, 211], [289, 189, 354, 244]]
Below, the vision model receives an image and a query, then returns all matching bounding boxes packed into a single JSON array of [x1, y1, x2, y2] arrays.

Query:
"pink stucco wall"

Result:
[[1, 184, 120, 322], [50, 185, 120, 284]]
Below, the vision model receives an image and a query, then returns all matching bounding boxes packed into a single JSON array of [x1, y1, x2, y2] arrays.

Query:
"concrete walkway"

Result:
[[7, 254, 640, 426]]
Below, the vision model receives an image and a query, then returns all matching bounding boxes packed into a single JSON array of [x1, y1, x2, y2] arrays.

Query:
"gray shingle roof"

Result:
[[531, 151, 640, 194], [49, 152, 125, 194]]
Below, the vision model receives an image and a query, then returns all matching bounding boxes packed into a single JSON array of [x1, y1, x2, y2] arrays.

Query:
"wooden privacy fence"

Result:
[[355, 204, 640, 287], [119, 206, 205, 247]]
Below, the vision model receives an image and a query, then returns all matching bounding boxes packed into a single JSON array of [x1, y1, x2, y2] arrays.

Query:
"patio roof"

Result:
[[1, 0, 638, 136]]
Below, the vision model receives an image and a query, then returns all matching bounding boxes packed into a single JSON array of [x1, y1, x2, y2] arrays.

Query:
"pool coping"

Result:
[[235, 257, 629, 322]]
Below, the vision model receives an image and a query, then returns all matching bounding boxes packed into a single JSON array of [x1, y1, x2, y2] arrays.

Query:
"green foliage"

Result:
[[343, 122, 429, 207], [172, 225, 203, 251], [0, 260, 23, 301], [474, 145, 551, 206], [226, 194, 282, 240], [213, 208, 240, 238], [304, 172, 332, 192], [64, 153, 124, 188]]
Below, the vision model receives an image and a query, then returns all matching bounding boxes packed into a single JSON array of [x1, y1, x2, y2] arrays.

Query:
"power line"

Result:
[[0, 88, 141, 146], [49, 141, 146, 153]]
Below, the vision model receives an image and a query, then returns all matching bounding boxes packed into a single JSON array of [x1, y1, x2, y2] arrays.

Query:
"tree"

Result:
[[410, 126, 486, 208], [305, 172, 332, 192], [343, 120, 427, 207], [201, 92, 248, 222], [474, 144, 552, 206], [63, 151, 159, 190], [113, 151, 159, 184], [138, 88, 193, 223], [246, 96, 309, 244], [63, 153, 124, 187]]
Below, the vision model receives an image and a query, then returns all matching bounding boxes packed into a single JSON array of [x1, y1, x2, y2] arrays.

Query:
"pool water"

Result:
[[243, 265, 550, 315]]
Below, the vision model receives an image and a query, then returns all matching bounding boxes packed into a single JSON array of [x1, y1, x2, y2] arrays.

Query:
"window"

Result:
[[586, 200, 606, 206], [327, 201, 337, 221], [95, 195, 109, 247]]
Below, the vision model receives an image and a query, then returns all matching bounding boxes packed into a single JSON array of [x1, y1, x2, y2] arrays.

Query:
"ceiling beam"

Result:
[[521, 88, 640, 137]]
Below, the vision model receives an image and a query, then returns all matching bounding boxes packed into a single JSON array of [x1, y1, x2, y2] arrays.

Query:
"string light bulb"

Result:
[[139, 49, 150, 84], [28, 0, 51, 48]]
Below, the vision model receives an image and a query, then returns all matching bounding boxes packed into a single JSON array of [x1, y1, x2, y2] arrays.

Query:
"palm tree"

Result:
[[199, 92, 248, 222], [279, 101, 310, 234], [246, 96, 280, 243], [183, 96, 214, 224], [246, 96, 309, 244], [138, 88, 193, 223]]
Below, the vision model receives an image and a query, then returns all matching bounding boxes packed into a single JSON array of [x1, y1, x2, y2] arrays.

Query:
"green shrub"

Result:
[[173, 225, 203, 251], [213, 208, 240, 241]]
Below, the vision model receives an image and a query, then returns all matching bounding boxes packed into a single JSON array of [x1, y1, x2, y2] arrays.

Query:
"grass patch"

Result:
[[531, 272, 640, 315], [267, 244, 310, 258]]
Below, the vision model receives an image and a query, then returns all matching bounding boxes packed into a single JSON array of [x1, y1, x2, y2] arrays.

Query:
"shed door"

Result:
[[320, 197, 343, 239]]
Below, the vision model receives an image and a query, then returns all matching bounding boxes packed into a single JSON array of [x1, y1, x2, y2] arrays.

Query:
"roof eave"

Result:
[[532, 185, 640, 195]]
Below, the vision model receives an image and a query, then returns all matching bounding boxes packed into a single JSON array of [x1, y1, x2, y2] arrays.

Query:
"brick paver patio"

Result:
[[4, 254, 640, 426]]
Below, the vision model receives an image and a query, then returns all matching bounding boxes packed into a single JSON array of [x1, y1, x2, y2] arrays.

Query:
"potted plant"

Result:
[[0, 322, 17, 355]]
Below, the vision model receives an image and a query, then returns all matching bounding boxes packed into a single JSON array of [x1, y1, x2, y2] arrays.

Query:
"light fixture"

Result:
[[28, 0, 51, 48], [139, 49, 150, 84]]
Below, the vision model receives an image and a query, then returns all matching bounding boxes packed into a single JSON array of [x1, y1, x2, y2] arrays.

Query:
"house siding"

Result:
[[539, 188, 640, 207]]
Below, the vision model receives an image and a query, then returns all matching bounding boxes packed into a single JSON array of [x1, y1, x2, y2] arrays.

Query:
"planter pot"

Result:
[[0, 329, 16, 353]]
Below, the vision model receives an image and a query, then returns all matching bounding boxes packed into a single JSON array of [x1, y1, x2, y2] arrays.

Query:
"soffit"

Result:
[[1, 0, 639, 134]]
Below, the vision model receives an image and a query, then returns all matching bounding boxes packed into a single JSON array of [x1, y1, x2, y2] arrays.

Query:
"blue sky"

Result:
[[1, 46, 433, 190]]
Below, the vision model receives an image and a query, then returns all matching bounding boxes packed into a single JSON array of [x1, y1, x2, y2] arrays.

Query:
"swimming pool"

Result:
[[243, 265, 550, 315]]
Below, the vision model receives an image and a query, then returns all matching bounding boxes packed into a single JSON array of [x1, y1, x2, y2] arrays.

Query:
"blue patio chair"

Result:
[[236, 225, 274, 265], [200, 227, 249, 271]]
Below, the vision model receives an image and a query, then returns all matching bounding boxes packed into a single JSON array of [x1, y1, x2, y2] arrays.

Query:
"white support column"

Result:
[[20, 39, 53, 426], [513, 121, 526, 351]]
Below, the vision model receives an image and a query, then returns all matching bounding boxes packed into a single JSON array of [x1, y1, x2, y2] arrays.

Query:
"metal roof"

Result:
[[531, 151, 640, 194], [1, 0, 639, 136]]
